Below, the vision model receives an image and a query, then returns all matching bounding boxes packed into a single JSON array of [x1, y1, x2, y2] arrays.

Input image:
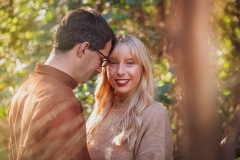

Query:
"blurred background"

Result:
[[0, 0, 239, 159]]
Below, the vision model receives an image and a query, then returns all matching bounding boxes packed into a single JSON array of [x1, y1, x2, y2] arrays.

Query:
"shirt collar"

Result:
[[35, 63, 78, 89]]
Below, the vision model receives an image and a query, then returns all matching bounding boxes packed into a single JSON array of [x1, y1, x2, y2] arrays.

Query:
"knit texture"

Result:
[[87, 97, 173, 160]]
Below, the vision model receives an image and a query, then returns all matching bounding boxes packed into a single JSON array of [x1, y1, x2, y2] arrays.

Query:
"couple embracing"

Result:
[[8, 8, 173, 160]]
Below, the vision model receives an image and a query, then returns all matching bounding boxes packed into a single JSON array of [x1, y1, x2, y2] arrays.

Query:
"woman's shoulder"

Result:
[[142, 101, 167, 114], [141, 101, 169, 122]]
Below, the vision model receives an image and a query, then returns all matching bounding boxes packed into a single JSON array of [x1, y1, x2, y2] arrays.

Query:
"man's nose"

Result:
[[96, 66, 102, 73]]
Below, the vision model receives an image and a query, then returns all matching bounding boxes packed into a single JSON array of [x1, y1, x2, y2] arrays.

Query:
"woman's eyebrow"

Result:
[[125, 58, 134, 61], [108, 58, 134, 61]]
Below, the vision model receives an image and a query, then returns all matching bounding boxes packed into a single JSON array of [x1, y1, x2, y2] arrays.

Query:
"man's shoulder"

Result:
[[16, 74, 80, 109], [22, 72, 73, 94]]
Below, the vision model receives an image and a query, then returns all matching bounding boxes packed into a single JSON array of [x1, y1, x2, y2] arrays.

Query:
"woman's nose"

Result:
[[117, 64, 125, 76]]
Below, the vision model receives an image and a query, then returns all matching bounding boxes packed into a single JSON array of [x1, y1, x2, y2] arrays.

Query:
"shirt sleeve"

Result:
[[20, 100, 90, 160], [135, 102, 173, 160], [43, 100, 90, 160]]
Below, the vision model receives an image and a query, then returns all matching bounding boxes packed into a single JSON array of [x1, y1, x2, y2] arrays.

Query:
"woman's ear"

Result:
[[77, 42, 90, 58]]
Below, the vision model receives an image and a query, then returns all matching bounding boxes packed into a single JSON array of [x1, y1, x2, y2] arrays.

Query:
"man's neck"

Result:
[[45, 50, 73, 78]]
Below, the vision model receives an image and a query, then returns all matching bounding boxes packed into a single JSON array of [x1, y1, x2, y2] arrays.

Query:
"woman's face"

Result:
[[107, 44, 142, 96]]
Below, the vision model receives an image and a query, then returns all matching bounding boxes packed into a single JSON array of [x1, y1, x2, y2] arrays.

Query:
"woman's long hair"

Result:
[[87, 34, 155, 150]]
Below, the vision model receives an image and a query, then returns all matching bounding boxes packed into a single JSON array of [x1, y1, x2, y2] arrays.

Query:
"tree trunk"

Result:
[[166, 0, 219, 159]]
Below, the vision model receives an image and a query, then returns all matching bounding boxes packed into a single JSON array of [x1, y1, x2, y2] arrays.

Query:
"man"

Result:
[[8, 8, 116, 160]]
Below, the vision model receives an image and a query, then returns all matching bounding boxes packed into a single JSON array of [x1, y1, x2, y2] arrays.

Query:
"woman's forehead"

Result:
[[110, 44, 132, 57], [110, 43, 141, 64]]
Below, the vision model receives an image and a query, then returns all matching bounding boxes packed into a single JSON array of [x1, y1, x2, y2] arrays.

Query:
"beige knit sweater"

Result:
[[87, 97, 173, 160]]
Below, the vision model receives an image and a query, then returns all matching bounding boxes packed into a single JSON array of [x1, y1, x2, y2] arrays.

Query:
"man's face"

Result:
[[79, 40, 112, 83]]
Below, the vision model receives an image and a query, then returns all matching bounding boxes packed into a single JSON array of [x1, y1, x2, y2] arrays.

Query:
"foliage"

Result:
[[214, 0, 240, 123], [214, 1, 240, 158]]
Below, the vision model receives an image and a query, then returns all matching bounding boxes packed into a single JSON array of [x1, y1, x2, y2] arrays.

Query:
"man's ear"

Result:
[[77, 42, 90, 58]]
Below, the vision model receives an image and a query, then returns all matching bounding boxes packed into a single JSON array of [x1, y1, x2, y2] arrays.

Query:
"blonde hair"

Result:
[[87, 34, 155, 150]]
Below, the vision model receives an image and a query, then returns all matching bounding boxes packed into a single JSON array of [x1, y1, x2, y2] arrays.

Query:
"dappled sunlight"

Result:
[[104, 147, 114, 160]]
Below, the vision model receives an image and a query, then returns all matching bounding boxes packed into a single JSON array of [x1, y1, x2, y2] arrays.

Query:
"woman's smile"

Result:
[[115, 79, 130, 86]]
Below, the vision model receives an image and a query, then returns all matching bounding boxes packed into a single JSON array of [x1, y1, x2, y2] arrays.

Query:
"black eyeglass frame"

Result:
[[90, 45, 111, 67]]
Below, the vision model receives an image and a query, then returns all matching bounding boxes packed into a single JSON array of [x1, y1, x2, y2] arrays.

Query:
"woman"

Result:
[[87, 34, 173, 160]]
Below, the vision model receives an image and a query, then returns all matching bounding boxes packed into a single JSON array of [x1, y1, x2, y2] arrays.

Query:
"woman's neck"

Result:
[[113, 95, 129, 110]]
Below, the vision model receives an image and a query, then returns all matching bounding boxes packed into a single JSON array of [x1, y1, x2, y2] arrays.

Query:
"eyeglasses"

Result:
[[90, 45, 111, 67]]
